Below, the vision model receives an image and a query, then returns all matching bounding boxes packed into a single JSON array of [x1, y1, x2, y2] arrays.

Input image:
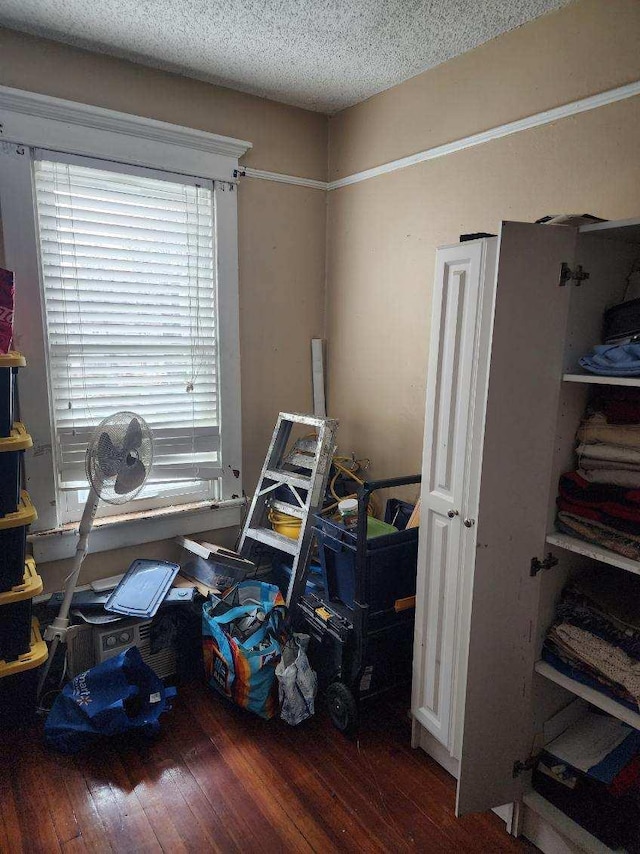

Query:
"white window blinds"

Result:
[[33, 155, 222, 488]]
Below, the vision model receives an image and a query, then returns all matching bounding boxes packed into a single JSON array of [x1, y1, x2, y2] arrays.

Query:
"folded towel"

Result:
[[577, 413, 640, 450], [576, 443, 640, 466], [579, 468, 640, 489], [579, 457, 640, 473]]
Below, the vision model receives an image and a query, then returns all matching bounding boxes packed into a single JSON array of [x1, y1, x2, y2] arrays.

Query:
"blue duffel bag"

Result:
[[45, 646, 176, 754]]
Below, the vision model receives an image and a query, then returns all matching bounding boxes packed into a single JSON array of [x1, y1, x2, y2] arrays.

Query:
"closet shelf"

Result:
[[563, 372, 640, 387], [534, 661, 640, 731], [546, 532, 640, 578], [522, 791, 621, 854]]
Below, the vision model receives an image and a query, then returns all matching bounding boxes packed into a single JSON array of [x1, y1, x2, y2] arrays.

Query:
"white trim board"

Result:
[[242, 166, 327, 191], [249, 77, 640, 191], [0, 84, 252, 181], [2, 78, 639, 193], [327, 79, 640, 190]]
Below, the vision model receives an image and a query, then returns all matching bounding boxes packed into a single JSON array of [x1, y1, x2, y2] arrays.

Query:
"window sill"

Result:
[[29, 498, 244, 564]]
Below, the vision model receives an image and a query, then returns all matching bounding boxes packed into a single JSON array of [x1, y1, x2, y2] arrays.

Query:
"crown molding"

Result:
[[328, 79, 640, 190], [0, 85, 252, 160], [243, 166, 328, 190]]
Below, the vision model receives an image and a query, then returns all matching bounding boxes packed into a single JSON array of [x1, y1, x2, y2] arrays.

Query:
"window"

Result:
[[0, 93, 247, 557], [32, 154, 223, 523]]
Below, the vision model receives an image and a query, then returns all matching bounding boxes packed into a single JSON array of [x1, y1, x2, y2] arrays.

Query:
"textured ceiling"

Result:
[[0, 1, 571, 113]]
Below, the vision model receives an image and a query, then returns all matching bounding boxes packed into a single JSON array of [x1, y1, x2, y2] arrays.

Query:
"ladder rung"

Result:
[[279, 412, 339, 429], [295, 438, 318, 453], [269, 499, 306, 519], [245, 527, 298, 556], [264, 469, 312, 490], [285, 452, 316, 470]]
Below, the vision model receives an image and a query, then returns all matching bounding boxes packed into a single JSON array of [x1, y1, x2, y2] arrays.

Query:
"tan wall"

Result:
[[329, 0, 640, 181], [326, 0, 640, 490], [0, 28, 327, 586]]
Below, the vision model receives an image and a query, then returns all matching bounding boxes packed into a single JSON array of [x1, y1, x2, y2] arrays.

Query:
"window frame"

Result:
[[0, 86, 250, 561]]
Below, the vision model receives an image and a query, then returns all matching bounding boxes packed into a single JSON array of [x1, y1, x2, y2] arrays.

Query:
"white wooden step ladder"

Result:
[[238, 412, 338, 606]]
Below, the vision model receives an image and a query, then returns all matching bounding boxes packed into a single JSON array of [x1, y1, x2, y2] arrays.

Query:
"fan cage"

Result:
[[86, 411, 153, 505]]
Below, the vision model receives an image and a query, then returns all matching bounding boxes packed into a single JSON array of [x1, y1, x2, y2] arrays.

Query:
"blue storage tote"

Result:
[[0, 618, 48, 729], [314, 514, 418, 613], [0, 423, 32, 517], [0, 352, 25, 439], [0, 492, 37, 593], [0, 558, 43, 661], [272, 559, 324, 599]]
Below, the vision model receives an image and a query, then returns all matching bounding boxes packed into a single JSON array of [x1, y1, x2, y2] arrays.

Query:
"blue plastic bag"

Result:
[[202, 581, 285, 719], [45, 646, 176, 754]]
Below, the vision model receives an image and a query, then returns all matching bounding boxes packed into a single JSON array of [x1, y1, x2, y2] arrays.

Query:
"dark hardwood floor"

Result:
[[0, 681, 535, 853]]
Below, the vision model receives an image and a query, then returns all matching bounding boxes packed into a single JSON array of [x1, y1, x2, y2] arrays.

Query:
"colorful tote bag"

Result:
[[202, 581, 286, 719]]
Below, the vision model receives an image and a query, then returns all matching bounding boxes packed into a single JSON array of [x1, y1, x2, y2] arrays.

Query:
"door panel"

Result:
[[413, 241, 488, 749], [456, 222, 576, 815]]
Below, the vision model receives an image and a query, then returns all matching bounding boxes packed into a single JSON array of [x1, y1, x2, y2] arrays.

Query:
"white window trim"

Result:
[[0, 86, 251, 561]]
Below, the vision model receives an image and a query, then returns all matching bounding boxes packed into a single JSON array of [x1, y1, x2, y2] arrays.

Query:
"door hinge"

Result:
[[513, 756, 537, 778], [559, 262, 590, 287], [530, 553, 559, 577]]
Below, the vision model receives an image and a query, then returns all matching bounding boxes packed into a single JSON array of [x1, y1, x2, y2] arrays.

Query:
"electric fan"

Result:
[[38, 412, 153, 696]]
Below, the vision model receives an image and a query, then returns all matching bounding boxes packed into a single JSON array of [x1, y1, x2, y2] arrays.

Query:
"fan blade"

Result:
[[122, 417, 143, 452], [96, 432, 122, 478], [114, 459, 147, 495]]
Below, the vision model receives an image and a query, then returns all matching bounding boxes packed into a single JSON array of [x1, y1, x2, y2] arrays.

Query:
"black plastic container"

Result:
[[0, 558, 42, 662], [314, 514, 418, 615], [0, 352, 24, 439], [0, 492, 37, 593], [297, 474, 421, 736], [0, 618, 48, 729], [0, 423, 32, 517]]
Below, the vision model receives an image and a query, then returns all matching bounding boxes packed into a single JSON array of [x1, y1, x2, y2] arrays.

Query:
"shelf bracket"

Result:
[[559, 262, 590, 287], [530, 553, 559, 577]]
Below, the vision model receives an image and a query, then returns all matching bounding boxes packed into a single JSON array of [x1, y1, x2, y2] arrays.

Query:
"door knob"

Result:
[[464, 518, 475, 528], [447, 510, 459, 518]]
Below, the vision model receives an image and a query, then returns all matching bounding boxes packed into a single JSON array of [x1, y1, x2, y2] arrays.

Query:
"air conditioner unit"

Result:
[[66, 618, 177, 680]]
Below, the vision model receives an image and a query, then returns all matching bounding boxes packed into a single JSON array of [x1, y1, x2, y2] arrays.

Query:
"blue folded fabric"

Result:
[[579, 343, 640, 376]]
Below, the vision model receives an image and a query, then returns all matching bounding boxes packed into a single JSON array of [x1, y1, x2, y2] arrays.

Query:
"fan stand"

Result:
[[37, 484, 101, 699]]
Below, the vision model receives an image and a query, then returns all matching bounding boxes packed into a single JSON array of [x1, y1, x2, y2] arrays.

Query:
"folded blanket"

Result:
[[577, 413, 640, 450], [559, 471, 640, 510], [576, 443, 640, 466], [572, 567, 640, 633], [541, 646, 639, 712], [557, 513, 640, 561], [579, 468, 640, 489], [557, 500, 640, 534], [556, 587, 640, 660], [579, 343, 640, 376], [548, 623, 640, 708], [579, 457, 640, 473]]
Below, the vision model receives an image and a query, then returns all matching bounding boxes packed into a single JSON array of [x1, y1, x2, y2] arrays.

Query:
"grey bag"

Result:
[[275, 633, 317, 726]]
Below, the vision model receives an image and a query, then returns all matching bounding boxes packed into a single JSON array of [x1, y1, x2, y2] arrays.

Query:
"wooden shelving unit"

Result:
[[563, 372, 640, 388], [534, 660, 640, 730], [546, 532, 640, 578], [522, 791, 620, 854]]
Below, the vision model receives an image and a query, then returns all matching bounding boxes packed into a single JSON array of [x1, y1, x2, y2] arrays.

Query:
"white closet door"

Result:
[[412, 239, 493, 750], [456, 222, 577, 816]]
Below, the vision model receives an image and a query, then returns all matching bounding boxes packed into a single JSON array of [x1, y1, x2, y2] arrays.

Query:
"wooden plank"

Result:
[[0, 680, 532, 853], [78, 748, 162, 853]]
